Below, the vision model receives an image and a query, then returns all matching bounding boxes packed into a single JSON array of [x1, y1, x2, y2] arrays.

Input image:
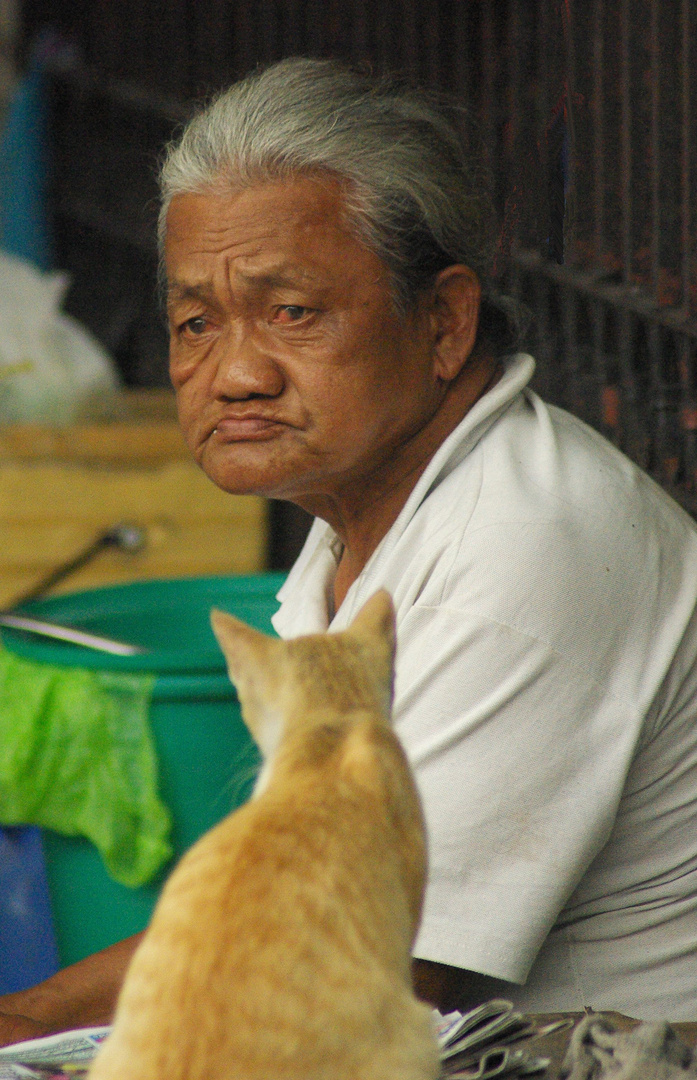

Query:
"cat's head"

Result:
[[210, 591, 396, 757]]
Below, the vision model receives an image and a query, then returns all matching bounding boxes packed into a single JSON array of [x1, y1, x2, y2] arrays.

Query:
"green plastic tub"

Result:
[[0, 573, 285, 966]]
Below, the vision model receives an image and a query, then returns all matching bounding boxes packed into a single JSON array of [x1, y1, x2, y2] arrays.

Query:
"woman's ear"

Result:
[[430, 265, 482, 382]]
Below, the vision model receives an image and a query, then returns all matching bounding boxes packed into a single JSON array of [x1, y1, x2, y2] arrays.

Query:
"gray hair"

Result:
[[158, 58, 523, 352]]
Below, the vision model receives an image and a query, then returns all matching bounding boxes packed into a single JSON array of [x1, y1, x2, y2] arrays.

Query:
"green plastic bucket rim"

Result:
[[0, 573, 286, 676]]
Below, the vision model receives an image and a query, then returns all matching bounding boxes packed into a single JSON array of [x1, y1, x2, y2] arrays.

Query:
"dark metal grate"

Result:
[[496, 0, 697, 515], [19, 0, 697, 516]]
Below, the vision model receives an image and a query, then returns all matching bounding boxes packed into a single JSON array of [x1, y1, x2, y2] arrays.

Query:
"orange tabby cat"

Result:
[[87, 590, 440, 1080]]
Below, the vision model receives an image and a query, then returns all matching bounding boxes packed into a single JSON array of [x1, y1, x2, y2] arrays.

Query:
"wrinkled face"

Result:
[[165, 175, 443, 505]]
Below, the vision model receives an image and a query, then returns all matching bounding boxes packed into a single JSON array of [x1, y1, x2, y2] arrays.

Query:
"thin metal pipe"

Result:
[[618, 310, 643, 463], [512, 250, 697, 338], [450, 0, 470, 96], [620, 0, 632, 284], [506, 0, 522, 297], [650, 0, 661, 299], [590, 299, 615, 442], [303, 0, 325, 59], [648, 323, 669, 479], [592, 0, 605, 264], [0, 614, 146, 657], [371, 0, 389, 74], [277, 0, 304, 59], [533, 275, 554, 402], [231, 1, 256, 77], [536, 0, 550, 242], [192, 0, 231, 88], [678, 335, 697, 496], [644, 0, 665, 477], [422, 0, 441, 88], [10, 525, 146, 609], [561, 285, 581, 415], [677, 4, 696, 494], [681, 0, 692, 315], [481, 0, 496, 165], [257, 0, 279, 62], [350, 0, 369, 62], [401, 0, 420, 79], [560, 0, 577, 263]]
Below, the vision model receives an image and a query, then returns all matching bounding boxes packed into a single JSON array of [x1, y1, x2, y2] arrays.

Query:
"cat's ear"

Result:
[[211, 610, 281, 754], [347, 591, 396, 711], [210, 609, 276, 686], [347, 590, 396, 658]]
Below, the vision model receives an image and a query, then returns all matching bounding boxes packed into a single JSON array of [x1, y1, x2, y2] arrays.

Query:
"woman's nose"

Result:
[[210, 323, 284, 400]]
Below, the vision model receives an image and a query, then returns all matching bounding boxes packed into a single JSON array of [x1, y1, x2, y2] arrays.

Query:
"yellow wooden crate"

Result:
[[0, 390, 269, 608]]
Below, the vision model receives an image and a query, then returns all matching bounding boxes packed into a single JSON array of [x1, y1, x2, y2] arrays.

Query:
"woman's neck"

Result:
[[323, 352, 503, 613]]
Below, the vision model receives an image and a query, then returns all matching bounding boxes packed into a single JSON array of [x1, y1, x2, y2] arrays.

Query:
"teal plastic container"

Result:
[[0, 573, 285, 966]]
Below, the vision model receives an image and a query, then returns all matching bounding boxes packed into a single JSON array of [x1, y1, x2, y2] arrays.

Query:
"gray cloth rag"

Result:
[[561, 1015, 697, 1080]]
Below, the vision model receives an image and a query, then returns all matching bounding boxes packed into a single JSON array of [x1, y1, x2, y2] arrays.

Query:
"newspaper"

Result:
[[436, 999, 572, 1079], [0, 1028, 110, 1080], [0, 1001, 571, 1080]]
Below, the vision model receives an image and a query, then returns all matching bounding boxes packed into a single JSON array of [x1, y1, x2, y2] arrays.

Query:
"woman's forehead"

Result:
[[164, 178, 390, 296]]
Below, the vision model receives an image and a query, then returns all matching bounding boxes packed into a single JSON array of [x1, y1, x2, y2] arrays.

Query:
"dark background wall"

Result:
[[13, 0, 697, 559], [16, 0, 556, 390]]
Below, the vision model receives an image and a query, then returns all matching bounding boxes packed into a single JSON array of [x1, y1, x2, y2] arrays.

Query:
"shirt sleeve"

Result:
[[396, 600, 641, 984]]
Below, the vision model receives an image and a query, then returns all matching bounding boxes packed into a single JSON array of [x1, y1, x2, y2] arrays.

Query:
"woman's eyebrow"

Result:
[[166, 280, 216, 306], [166, 266, 329, 310], [234, 264, 322, 290]]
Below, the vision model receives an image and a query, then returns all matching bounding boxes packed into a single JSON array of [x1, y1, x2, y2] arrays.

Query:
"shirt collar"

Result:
[[272, 353, 535, 637]]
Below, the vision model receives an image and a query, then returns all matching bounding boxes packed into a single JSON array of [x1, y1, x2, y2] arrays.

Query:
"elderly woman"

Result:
[[3, 57, 697, 1042]]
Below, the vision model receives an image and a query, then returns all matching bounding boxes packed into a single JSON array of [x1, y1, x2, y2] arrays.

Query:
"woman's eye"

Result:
[[273, 305, 309, 324], [182, 316, 208, 336]]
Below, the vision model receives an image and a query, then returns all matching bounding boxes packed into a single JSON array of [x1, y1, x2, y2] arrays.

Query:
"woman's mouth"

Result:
[[211, 415, 283, 441]]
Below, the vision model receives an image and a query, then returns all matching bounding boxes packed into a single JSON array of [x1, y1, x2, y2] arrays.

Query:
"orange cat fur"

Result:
[[87, 590, 440, 1080]]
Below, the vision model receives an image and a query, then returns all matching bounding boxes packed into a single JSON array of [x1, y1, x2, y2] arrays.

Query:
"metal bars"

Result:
[[508, 0, 697, 514], [19, 0, 697, 515], [681, 0, 692, 317], [591, 0, 605, 267]]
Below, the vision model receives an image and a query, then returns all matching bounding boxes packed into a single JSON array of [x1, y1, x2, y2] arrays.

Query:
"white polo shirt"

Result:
[[272, 354, 697, 1020]]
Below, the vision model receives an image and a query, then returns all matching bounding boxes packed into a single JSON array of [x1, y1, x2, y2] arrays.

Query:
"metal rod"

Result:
[[561, 285, 581, 415], [277, 0, 304, 60], [561, 0, 577, 264], [9, 525, 146, 610], [592, 0, 605, 264], [401, 0, 419, 79], [0, 614, 146, 657], [507, 0, 522, 259], [256, 0, 280, 63], [678, 0, 691, 505], [545, 1, 565, 265], [533, 274, 554, 402], [678, 334, 697, 495], [590, 299, 614, 442], [350, 0, 369, 62], [480, 0, 495, 169], [620, 0, 632, 284], [450, 0, 469, 96], [373, 0, 389, 75], [648, 323, 669, 479], [512, 250, 697, 337], [618, 309, 643, 463], [681, 0, 692, 315], [650, 0, 661, 299], [647, 0, 670, 483], [536, 0, 551, 254], [422, 0, 441, 88]]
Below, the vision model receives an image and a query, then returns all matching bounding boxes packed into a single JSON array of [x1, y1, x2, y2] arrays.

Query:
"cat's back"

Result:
[[88, 594, 440, 1080], [91, 718, 436, 1080]]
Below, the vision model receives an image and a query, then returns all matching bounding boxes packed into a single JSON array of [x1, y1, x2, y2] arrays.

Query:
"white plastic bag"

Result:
[[0, 251, 122, 425]]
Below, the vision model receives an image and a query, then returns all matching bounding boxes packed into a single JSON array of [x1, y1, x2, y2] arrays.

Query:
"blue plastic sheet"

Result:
[[0, 35, 54, 269], [0, 825, 59, 994]]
